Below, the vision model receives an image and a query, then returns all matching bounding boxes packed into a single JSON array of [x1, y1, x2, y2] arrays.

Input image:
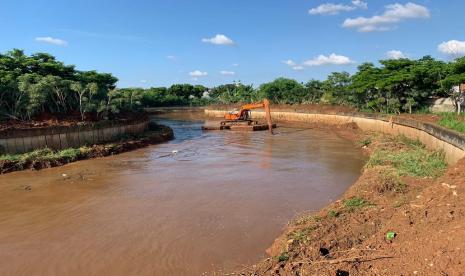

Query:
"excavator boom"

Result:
[[263, 99, 273, 134]]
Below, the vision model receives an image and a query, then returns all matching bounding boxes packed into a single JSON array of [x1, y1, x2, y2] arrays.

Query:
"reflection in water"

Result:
[[0, 112, 367, 276]]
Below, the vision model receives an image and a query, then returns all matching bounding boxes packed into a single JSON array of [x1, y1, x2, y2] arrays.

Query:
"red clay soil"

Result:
[[242, 128, 465, 276], [0, 111, 148, 132], [397, 113, 441, 124]]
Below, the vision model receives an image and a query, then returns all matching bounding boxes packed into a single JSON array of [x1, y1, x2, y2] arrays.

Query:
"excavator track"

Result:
[[220, 120, 256, 126]]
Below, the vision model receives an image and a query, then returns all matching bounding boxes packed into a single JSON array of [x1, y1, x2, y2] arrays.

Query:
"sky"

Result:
[[1, 0, 465, 88]]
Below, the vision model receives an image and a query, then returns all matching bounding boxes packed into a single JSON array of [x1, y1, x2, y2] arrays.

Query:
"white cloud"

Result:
[[220, 70, 235, 76], [189, 70, 208, 77], [140, 80, 147, 83], [303, 53, 354, 66], [166, 55, 176, 60], [343, 2, 430, 32], [438, 40, 465, 58], [292, 65, 305, 71], [352, 0, 368, 9], [386, 50, 407, 59], [201, 34, 234, 45], [282, 60, 306, 71], [309, 1, 367, 15], [309, 4, 355, 15], [282, 59, 297, 66], [232, 63, 239, 67], [35, 36, 68, 46]]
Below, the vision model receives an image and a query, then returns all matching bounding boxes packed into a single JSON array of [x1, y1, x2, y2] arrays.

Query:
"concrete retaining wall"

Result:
[[0, 120, 148, 154], [205, 109, 465, 165]]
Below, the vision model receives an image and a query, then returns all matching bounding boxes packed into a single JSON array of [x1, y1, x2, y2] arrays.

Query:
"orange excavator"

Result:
[[220, 99, 274, 133]]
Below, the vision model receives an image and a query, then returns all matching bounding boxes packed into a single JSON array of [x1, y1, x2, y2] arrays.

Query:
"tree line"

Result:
[[206, 56, 465, 114], [2, 49, 465, 122], [0, 49, 139, 121], [128, 55, 465, 114], [0, 49, 214, 121]]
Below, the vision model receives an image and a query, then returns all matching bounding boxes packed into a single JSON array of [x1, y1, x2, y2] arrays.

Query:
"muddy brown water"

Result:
[[0, 112, 367, 275]]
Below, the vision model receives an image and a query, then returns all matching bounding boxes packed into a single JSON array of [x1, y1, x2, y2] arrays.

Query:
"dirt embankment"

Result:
[[242, 125, 465, 276], [0, 111, 148, 133], [0, 124, 174, 174]]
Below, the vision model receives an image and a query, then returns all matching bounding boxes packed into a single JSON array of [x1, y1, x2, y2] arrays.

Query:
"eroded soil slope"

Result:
[[244, 131, 464, 276]]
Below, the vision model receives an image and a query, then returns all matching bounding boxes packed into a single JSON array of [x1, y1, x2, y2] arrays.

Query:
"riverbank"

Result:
[[237, 124, 465, 275], [204, 107, 465, 165], [204, 103, 465, 134], [0, 123, 173, 174]]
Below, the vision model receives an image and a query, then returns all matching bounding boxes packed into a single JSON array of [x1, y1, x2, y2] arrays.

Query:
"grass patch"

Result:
[[397, 135, 424, 148], [0, 147, 82, 168], [378, 169, 407, 194], [367, 136, 446, 178], [289, 227, 315, 242], [438, 112, 465, 133], [343, 197, 373, 212], [358, 138, 372, 147], [343, 197, 369, 209], [0, 153, 22, 162], [278, 252, 289, 262], [293, 215, 321, 226], [328, 210, 340, 218]]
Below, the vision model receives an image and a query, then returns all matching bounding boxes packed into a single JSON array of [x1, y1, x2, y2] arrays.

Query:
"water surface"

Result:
[[0, 112, 366, 275]]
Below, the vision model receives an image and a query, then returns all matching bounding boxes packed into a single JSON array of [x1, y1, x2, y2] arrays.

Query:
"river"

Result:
[[0, 112, 366, 275]]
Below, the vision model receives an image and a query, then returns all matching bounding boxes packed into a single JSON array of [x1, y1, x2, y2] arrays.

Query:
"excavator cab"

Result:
[[242, 110, 251, 120], [225, 109, 251, 121]]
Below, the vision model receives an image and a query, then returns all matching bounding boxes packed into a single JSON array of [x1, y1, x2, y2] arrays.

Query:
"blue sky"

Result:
[[1, 0, 465, 88]]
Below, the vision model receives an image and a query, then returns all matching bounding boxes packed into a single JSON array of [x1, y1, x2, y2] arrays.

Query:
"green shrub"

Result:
[[278, 252, 289, 262]]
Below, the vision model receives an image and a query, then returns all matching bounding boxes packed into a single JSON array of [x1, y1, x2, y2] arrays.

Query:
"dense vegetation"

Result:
[[0, 49, 119, 120], [139, 56, 465, 114], [2, 49, 465, 122], [0, 49, 213, 121], [201, 56, 465, 114]]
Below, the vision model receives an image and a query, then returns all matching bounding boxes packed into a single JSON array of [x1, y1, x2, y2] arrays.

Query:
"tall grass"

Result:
[[367, 136, 447, 178], [438, 113, 465, 133]]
